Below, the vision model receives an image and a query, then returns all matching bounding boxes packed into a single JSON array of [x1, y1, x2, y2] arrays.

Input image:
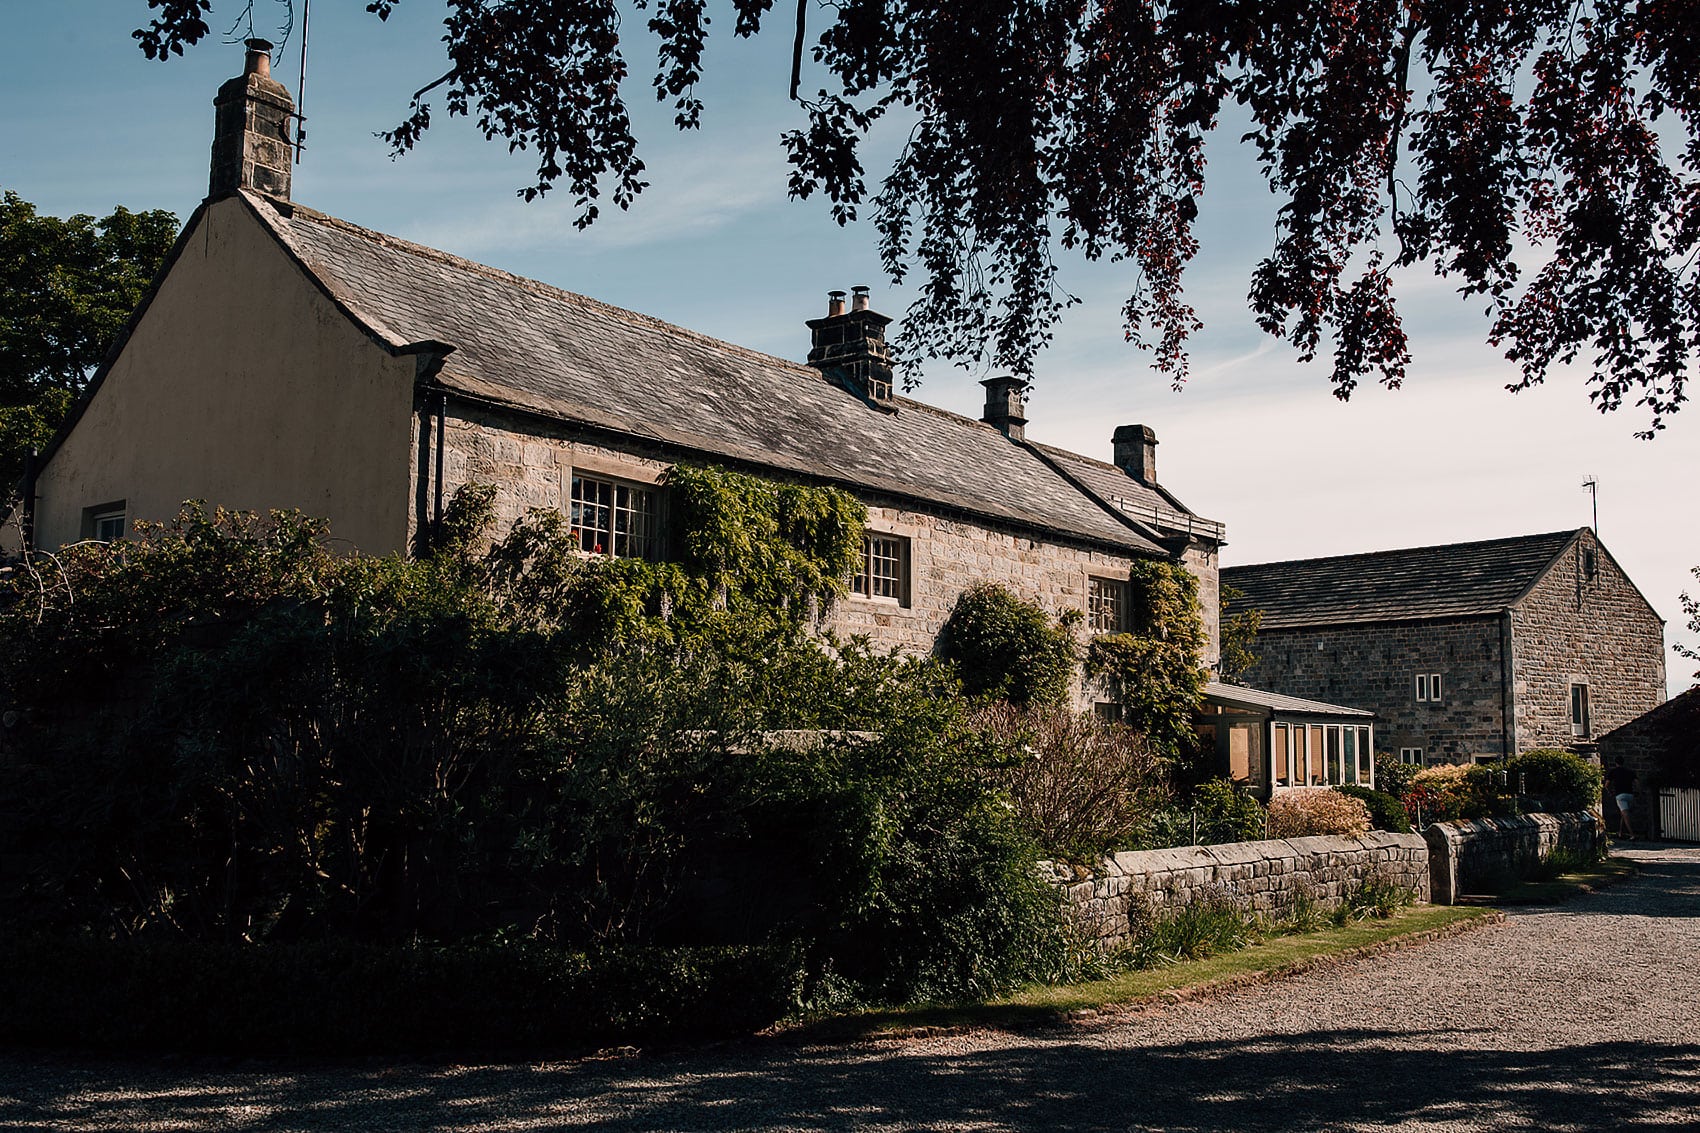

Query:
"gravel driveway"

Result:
[[4, 844, 1697, 1132]]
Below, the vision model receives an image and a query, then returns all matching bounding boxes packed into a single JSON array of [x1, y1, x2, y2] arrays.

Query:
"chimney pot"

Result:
[[827, 290, 846, 317], [244, 38, 274, 78], [851, 285, 871, 312], [1113, 424, 1158, 484]]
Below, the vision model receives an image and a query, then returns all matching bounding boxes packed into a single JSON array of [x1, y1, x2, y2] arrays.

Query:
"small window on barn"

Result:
[[853, 533, 909, 605], [570, 474, 657, 558], [1088, 577, 1126, 633], [1570, 683, 1591, 738], [1429, 673, 1443, 704], [82, 501, 128, 542], [1415, 673, 1429, 702], [1400, 747, 1425, 766]]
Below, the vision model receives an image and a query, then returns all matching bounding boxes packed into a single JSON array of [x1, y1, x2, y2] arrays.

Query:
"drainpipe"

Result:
[[434, 389, 447, 536], [406, 342, 455, 553], [1500, 608, 1514, 758], [20, 449, 37, 553]]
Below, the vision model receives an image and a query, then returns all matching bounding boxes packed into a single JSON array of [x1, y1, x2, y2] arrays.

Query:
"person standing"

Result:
[[1605, 757, 1637, 840]]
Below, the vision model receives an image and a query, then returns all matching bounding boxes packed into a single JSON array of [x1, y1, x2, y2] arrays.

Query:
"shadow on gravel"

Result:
[[1534, 850, 1700, 920], [5, 1030, 1699, 1131]]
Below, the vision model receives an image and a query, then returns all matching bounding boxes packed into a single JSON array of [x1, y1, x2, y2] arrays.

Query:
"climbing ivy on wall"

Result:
[[472, 464, 866, 648], [1084, 560, 1208, 762], [667, 464, 865, 618]]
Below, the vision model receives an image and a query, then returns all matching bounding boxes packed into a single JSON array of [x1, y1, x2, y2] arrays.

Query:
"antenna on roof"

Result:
[[294, 0, 311, 162], [1581, 475, 1598, 534]]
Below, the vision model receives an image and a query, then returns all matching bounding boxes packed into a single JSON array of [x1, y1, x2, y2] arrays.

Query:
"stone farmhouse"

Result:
[[1223, 529, 1667, 768], [3, 43, 1249, 688]]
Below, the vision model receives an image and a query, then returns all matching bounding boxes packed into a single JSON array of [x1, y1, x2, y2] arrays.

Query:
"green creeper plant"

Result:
[[1084, 560, 1208, 762]]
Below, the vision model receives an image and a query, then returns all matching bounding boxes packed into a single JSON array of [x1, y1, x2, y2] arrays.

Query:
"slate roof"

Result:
[[1221, 530, 1582, 630], [244, 194, 1191, 557], [1203, 681, 1376, 719], [1035, 445, 1226, 544]]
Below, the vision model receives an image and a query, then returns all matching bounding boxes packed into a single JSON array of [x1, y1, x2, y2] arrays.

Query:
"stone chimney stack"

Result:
[[1113, 424, 1158, 484], [210, 39, 294, 200], [980, 376, 1029, 441], [806, 286, 894, 401]]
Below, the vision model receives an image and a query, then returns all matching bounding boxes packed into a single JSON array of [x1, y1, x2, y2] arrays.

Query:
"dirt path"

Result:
[[4, 844, 1698, 1132]]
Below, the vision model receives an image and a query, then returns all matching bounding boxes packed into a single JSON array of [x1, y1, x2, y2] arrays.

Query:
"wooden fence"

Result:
[[1658, 788, 1700, 843]]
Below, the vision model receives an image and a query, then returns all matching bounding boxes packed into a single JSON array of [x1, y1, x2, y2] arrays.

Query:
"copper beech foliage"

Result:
[[135, 1, 1697, 431]]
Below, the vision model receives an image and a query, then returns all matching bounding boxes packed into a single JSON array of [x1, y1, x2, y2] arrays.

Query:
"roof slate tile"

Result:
[[248, 195, 1174, 555], [1222, 531, 1581, 628]]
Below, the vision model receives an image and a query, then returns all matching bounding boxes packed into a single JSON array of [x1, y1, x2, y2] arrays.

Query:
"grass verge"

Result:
[[1468, 853, 1639, 906], [788, 904, 1494, 1041]]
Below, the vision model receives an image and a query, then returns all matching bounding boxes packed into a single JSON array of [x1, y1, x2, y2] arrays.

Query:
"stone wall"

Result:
[[1509, 530, 1666, 752], [833, 503, 1151, 668], [1046, 833, 1430, 949], [1424, 812, 1605, 904], [1239, 617, 1509, 762], [422, 401, 1222, 692]]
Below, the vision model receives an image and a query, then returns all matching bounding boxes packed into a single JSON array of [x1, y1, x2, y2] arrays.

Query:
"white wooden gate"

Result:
[[1659, 788, 1700, 842]]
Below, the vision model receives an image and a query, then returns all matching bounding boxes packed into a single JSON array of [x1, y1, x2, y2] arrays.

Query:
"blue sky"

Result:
[[4, 1, 1695, 693]]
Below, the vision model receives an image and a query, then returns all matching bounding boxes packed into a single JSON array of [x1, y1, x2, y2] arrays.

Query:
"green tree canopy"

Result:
[[0, 190, 177, 489], [1678, 567, 1700, 683], [133, 1, 1697, 432]]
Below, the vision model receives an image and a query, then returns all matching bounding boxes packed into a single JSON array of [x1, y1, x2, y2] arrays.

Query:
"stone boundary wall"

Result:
[[1425, 812, 1605, 904], [1045, 832, 1430, 950]]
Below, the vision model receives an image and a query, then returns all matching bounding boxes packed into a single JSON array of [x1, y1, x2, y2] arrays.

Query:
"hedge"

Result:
[[0, 937, 802, 1055]]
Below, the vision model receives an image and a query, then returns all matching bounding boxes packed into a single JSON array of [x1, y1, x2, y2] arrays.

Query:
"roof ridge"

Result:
[[251, 193, 833, 380], [1033, 440, 1122, 473], [1223, 529, 1581, 573]]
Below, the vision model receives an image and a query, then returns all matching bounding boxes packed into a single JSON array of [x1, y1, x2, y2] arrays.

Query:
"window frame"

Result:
[[852, 532, 910, 606], [569, 472, 658, 559], [1399, 747, 1425, 766], [1570, 682, 1591, 737], [1087, 576, 1127, 633], [82, 500, 128, 543]]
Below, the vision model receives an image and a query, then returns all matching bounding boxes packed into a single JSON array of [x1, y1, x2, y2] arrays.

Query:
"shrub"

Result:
[[1503, 749, 1604, 813], [0, 481, 1072, 1010], [938, 582, 1078, 708], [1373, 751, 1422, 801], [975, 703, 1175, 860], [0, 936, 801, 1055], [1189, 778, 1267, 845], [1126, 887, 1258, 968], [1333, 784, 1412, 833], [1531, 844, 1604, 881], [1340, 871, 1416, 920], [1266, 788, 1371, 838], [1405, 762, 1515, 822]]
